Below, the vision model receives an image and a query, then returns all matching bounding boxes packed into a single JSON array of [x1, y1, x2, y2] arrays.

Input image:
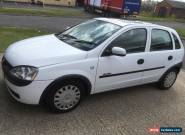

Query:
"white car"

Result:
[[2, 18, 184, 113]]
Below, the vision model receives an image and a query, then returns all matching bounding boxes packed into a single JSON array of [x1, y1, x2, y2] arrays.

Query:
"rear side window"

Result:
[[108, 28, 147, 54], [172, 33, 181, 49], [150, 29, 173, 51]]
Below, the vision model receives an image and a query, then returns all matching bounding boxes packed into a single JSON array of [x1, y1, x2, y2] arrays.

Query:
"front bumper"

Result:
[[1, 57, 53, 105], [5, 78, 53, 105]]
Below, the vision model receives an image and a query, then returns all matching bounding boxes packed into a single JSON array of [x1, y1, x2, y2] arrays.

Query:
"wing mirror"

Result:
[[112, 47, 126, 56]]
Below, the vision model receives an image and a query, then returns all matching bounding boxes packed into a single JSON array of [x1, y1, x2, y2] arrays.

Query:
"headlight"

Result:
[[10, 66, 38, 81]]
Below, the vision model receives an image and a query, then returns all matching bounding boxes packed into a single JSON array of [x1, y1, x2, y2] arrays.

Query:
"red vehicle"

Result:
[[84, 0, 141, 16]]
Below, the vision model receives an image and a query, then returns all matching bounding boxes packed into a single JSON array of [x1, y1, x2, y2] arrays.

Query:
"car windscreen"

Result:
[[55, 19, 121, 51]]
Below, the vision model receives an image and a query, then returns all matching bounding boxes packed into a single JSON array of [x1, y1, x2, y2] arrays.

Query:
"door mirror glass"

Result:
[[112, 47, 126, 56]]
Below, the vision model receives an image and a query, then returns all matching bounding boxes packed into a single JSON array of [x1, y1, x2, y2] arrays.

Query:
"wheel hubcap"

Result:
[[54, 85, 80, 110], [164, 71, 176, 88]]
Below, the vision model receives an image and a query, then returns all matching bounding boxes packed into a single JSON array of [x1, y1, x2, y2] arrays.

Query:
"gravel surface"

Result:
[[0, 14, 87, 32], [0, 57, 185, 135]]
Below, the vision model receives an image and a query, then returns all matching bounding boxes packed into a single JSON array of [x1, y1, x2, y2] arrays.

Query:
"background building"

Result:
[[154, 0, 185, 18]]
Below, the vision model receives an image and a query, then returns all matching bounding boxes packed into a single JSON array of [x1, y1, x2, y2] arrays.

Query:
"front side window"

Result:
[[150, 29, 173, 51], [172, 33, 181, 49], [105, 28, 147, 54], [55, 19, 121, 51]]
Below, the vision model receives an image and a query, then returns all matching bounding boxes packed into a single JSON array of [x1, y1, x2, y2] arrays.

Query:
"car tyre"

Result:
[[45, 80, 85, 113], [158, 69, 178, 90]]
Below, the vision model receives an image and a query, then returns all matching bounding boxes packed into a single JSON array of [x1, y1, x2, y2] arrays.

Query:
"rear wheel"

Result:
[[158, 70, 178, 90], [45, 80, 85, 113]]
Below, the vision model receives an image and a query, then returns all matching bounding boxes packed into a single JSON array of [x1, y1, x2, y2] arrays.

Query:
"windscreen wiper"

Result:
[[74, 39, 97, 45], [59, 34, 77, 39]]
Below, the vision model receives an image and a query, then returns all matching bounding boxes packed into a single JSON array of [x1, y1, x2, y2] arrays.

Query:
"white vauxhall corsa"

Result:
[[2, 18, 184, 112]]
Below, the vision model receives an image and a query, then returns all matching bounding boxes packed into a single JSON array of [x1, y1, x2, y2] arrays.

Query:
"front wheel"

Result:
[[45, 80, 85, 113], [158, 70, 178, 90]]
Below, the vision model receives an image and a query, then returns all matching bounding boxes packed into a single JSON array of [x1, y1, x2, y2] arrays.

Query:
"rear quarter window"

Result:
[[172, 33, 181, 49]]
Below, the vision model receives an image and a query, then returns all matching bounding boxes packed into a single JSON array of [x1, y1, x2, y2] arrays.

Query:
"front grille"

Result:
[[2, 57, 32, 86]]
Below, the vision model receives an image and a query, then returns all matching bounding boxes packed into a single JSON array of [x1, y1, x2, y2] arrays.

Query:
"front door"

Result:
[[95, 28, 148, 93]]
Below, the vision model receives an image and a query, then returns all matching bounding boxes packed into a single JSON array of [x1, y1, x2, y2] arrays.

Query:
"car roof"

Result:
[[95, 17, 154, 27], [95, 18, 174, 31]]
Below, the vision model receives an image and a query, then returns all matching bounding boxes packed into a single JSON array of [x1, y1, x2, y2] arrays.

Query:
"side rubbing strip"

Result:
[[99, 66, 165, 78]]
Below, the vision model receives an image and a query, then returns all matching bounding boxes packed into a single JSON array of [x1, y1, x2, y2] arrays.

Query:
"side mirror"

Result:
[[112, 47, 126, 56]]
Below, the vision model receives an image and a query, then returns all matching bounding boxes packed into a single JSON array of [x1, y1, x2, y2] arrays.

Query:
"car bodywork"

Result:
[[2, 18, 184, 105]]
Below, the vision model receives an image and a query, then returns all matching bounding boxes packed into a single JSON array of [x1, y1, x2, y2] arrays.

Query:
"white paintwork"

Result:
[[112, 47, 126, 56], [95, 52, 146, 92], [5, 78, 53, 104], [5, 34, 87, 67], [3, 18, 184, 105]]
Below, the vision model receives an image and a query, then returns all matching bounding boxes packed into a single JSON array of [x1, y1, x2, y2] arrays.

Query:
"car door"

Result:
[[142, 28, 175, 83], [95, 28, 148, 93]]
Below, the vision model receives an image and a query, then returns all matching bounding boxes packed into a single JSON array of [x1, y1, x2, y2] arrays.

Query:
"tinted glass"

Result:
[[172, 33, 181, 49], [151, 29, 173, 51], [108, 28, 147, 54]]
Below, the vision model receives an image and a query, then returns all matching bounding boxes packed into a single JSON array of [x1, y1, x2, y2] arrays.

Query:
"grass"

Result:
[[138, 11, 185, 23], [0, 27, 50, 52], [176, 29, 185, 39], [0, 7, 86, 17]]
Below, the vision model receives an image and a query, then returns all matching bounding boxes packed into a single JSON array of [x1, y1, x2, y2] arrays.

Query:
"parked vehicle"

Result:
[[84, 0, 141, 16], [2, 18, 184, 113]]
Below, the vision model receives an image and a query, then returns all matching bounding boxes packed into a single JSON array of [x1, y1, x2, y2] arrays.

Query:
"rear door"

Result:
[[142, 28, 175, 83]]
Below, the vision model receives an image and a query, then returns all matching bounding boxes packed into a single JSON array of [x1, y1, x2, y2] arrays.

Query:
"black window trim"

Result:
[[101, 27, 148, 57], [150, 28, 174, 52], [171, 32, 181, 49]]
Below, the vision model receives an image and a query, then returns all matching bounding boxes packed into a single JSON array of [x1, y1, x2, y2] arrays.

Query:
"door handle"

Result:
[[168, 56, 173, 61], [137, 59, 144, 65]]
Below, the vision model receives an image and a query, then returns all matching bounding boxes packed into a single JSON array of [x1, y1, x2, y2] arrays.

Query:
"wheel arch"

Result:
[[159, 62, 182, 82], [39, 74, 92, 105]]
